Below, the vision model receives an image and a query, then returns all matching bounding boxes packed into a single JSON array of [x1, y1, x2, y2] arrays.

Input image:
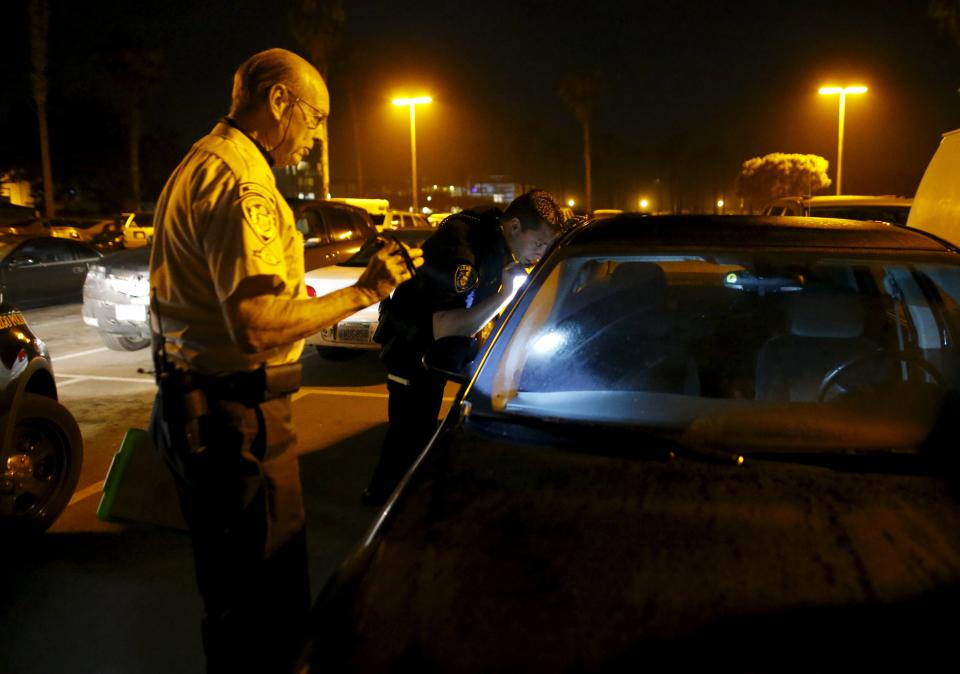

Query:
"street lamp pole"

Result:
[[818, 85, 867, 195], [392, 96, 432, 212]]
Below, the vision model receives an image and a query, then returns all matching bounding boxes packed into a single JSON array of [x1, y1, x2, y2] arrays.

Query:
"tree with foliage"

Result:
[[289, 0, 345, 199], [29, 0, 54, 217], [736, 153, 832, 211], [558, 70, 605, 213], [929, 0, 960, 44]]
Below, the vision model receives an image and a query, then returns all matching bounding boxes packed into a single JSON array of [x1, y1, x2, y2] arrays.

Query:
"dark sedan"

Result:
[[0, 236, 102, 309], [300, 215, 960, 669]]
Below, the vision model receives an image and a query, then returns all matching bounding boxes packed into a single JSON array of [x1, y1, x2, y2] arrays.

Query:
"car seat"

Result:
[[754, 291, 880, 401]]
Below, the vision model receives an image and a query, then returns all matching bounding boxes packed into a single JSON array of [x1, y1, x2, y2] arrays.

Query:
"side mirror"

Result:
[[423, 336, 480, 383], [8, 257, 36, 268]]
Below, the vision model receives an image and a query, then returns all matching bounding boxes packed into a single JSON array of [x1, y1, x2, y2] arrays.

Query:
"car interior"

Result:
[[485, 252, 960, 437]]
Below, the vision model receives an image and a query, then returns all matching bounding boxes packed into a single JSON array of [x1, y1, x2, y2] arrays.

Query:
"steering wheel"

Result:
[[817, 350, 945, 402]]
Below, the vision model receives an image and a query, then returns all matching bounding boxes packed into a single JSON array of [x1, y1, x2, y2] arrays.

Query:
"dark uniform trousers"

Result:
[[365, 368, 447, 503], [149, 386, 309, 674]]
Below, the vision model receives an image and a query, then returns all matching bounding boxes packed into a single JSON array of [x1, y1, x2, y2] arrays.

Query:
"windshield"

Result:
[[809, 205, 911, 226], [341, 229, 434, 268], [471, 249, 960, 454]]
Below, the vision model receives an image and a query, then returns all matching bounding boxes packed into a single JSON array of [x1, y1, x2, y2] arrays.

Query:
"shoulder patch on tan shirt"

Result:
[[238, 182, 278, 245]]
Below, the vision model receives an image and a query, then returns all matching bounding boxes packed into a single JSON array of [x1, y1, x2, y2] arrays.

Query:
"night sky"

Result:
[[3, 0, 960, 211]]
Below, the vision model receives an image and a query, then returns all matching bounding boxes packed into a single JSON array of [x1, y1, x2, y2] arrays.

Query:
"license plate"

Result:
[[115, 303, 147, 322], [336, 322, 373, 343]]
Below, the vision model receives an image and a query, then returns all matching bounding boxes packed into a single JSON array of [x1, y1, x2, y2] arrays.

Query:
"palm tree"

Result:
[[29, 0, 54, 217], [110, 47, 165, 210], [558, 70, 605, 213], [290, 0, 346, 198]]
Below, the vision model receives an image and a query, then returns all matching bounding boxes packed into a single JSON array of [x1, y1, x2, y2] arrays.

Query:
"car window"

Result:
[[349, 211, 372, 236], [325, 207, 356, 241], [297, 210, 330, 244], [472, 250, 960, 454], [9, 239, 78, 264]]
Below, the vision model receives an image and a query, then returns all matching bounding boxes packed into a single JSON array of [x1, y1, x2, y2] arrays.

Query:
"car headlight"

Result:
[[87, 265, 107, 280]]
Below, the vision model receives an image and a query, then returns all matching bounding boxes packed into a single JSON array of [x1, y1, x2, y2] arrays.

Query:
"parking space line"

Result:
[[68, 480, 105, 506], [27, 316, 85, 328], [54, 347, 110, 361], [56, 374, 155, 387]]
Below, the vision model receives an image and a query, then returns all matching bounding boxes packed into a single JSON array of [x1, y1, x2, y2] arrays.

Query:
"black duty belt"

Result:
[[185, 362, 302, 404]]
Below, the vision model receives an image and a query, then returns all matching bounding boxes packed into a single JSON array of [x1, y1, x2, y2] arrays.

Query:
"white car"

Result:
[[304, 228, 434, 355], [762, 195, 912, 225]]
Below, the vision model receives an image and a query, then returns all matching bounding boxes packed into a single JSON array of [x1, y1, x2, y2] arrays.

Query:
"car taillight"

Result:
[[306, 285, 317, 297]]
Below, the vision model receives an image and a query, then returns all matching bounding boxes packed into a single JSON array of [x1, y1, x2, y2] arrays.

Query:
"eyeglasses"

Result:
[[289, 90, 327, 130]]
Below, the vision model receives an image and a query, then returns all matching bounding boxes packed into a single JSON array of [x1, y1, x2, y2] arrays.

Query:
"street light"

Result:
[[392, 95, 432, 211], [818, 85, 868, 195]]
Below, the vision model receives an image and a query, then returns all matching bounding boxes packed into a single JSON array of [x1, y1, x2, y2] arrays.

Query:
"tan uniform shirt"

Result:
[[150, 121, 306, 374]]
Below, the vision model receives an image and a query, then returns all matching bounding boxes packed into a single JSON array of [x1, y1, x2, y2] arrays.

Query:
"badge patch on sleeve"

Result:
[[454, 264, 478, 293], [238, 183, 278, 245], [254, 246, 281, 266]]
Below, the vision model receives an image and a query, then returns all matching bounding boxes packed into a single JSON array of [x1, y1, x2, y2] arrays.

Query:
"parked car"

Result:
[[41, 217, 124, 252], [83, 200, 377, 351], [119, 211, 155, 249], [328, 197, 391, 231], [0, 236, 102, 309], [299, 215, 960, 670], [304, 228, 435, 355], [762, 194, 912, 225], [426, 212, 452, 227], [82, 247, 151, 351], [292, 200, 377, 270], [381, 209, 431, 232], [0, 301, 83, 534], [906, 127, 960, 246]]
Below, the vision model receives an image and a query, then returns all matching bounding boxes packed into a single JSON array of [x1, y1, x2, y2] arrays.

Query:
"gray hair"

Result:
[[229, 48, 317, 116]]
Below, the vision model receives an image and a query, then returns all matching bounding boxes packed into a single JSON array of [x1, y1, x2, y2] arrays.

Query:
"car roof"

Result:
[[288, 199, 371, 217], [771, 195, 913, 207], [561, 215, 952, 252]]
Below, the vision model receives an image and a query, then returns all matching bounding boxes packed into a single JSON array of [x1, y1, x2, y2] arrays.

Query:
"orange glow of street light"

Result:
[[392, 95, 433, 211], [392, 96, 433, 106], [819, 84, 868, 195]]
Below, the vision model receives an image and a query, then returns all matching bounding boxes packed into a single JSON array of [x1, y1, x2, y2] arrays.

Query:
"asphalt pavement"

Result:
[[0, 303, 457, 674]]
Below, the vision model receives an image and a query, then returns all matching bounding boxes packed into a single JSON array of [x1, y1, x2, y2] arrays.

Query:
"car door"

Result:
[[0, 239, 94, 307], [298, 206, 337, 271], [34, 239, 101, 305]]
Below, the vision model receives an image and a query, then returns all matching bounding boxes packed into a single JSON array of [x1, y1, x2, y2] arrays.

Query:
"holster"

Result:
[[158, 369, 211, 455]]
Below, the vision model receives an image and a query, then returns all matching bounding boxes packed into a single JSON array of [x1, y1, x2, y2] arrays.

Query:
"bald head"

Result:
[[227, 48, 329, 167], [229, 48, 324, 118]]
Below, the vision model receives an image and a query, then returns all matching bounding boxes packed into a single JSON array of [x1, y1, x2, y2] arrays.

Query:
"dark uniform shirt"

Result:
[[377, 208, 509, 378]]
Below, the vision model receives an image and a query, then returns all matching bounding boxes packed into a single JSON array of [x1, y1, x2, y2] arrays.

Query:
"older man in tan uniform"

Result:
[[149, 48, 421, 673]]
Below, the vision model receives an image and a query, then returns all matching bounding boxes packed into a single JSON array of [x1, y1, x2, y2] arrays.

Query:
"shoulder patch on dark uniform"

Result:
[[238, 182, 278, 244], [454, 263, 478, 293]]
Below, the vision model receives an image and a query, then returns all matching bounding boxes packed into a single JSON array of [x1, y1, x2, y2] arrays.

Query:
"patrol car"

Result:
[[0, 302, 82, 533]]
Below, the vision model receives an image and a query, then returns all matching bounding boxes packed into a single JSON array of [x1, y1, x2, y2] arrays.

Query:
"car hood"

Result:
[[306, 422, 960, 670], [98, 246, 150, 272]]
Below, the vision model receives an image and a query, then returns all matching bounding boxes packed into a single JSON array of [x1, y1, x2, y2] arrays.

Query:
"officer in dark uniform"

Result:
[[364, 189, 564, 505]]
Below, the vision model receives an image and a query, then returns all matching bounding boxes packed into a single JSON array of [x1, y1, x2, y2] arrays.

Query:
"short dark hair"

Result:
[[503, 189, 563, 233], [229, 48, 316, 116]]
